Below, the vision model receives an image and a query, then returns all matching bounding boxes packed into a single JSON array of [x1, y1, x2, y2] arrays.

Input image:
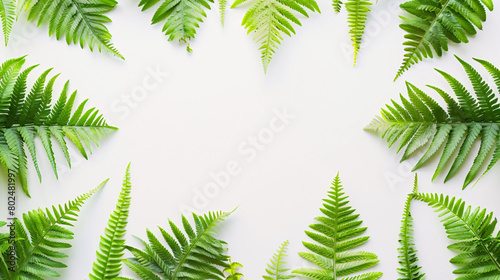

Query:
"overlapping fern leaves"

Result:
[[263, 240, 294, 280], [123, 210, 232, 279], [395, 0, 494, 80], [138, 0, 214, 52], [231, 0, 320, 73], [293, 174, 383, 280], [0, 181, 105, 279], [89, 164, 132, 280], [0, 56, 117, 197], [366, 56, 500, 188]]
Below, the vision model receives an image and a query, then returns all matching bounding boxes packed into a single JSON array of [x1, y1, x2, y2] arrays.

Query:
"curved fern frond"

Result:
[[138, 0, 214, 52], [345, 0, 371, 66], [123, 210, 232, 279], [292, 174, 383, 280], [397, 175, 425, 280], [231, 0, 320, 73], [263, 240, 294, 280], [0, 180, 106, 279], [0, 56, 117, 197], [414, 192, 500, 278], [225, 260, 244, 280], [366, 56, 500, 188], [395, 0, 494, 80], [0, 0, 15, 45], [89, 163, 132, 280], [17, 0, 123, 59]]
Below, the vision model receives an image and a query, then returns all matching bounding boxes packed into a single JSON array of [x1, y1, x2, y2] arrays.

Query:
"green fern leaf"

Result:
[[219, 0, 227, 26], [414, 192, 500, 278], [138, 0, 214, 52], [17, 0, 123, 59], [263, 240, 294, 280], [0, 0, 15, 45], [231, 0, 320, 73], [89, 164, 132, 280], [225, 260, 244, 280], [367, 56, 500, 188], [0, 56, 117, 197], [397, 176, 425, 280], [0, 180, 106, 279], [395, 0, 494, 80], [345, 0, 371, 66], [293, 174, 383, 280], [123, 210, 232, 279]]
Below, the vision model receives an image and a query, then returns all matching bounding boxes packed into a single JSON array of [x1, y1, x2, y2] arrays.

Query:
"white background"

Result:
[[0, 0, 499, 278]]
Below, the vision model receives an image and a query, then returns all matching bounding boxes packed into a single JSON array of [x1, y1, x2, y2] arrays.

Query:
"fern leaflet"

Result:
[[0, 0, 15, 45], [345, 0, 371, 66], [225, 260, 244, 280], [263, 240, 294, 280]]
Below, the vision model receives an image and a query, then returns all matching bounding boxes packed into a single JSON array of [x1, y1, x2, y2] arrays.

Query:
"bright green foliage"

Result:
[[17, 0, 123, 58], [0, 57, 117, 197], [0, 0, 15, 45], [231, 0, 320, 73], [138, 0, 214, 52], [293, 174, 383, 280], [89, 164, 132, 280], [123, 211, 232, 279], [225, 260, 244, 280], [395, 0, 494, 80], [262, 240, 294, 280], [219, 0, 227, 26], [414, 192, 500, 279], [344, 0, 372, 66], [0, 181, 105, 279], [397, 176, 424, 280], [0, 221, 9, 255], [366, 56, 500, 188]]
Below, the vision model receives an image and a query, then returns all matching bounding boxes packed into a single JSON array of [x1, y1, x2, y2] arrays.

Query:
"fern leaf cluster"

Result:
[[0, 221, 9, 255], [293, 174, 383, 280], [138, 0, 214, 52], [367, 56, 500, 188], [231, 0, 320, 73], [0, 181, 105, 279], [263, 240, 294, 280], [0, 57, 116, 197], [123, 211, 232, 279], [89, 163, 132, 280], [395, 0, 494, 79]]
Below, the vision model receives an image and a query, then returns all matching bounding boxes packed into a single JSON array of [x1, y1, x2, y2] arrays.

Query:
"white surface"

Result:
[[0, 0, 500, 279]]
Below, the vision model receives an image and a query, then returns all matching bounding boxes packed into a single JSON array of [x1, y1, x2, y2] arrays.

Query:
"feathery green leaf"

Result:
[[263, 240, 294, 280]]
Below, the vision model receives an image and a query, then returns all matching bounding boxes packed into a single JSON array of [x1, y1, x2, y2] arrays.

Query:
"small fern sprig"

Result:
[[0, 0, 15, 45], [293, 174, 383, 280], [225, 260, 244, 280], [0, 56, 117, 197], [219, 0, 228, 26], [395, 0, 494, 80], [397, 175, 425, 280], [345, 0, 372, 66], [89, 164, 132, 280], [263, 240, 294, 280], [123, 210, 232, 279], [231, 0, 320, 73], [414, 192, 500, 278], [366, 56, 500, 188], [0, 180, 106, 279]]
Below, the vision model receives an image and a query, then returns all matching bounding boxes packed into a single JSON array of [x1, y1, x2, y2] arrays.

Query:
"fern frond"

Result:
[[17, 0, 123, 59], [0, 221, 8, 255], [414, 192, 500, 278], [138, 0, 214, 52], [219, 0, 227, 26], [263, 240, 294, 280], [123, 210, 232, 279], [394, 0, 494, 80], [0, 180, 106, 279], [225, 260, 244, 280], [89, 164, 132, 280], [0, 0, 15, 45], [366, 56, 500, 188], [397, 175, 425, 280], [231, 0, 320, 73], [345, 0, 371, 66], [293, 174, 383, 280], [0, 56, 117, 197]]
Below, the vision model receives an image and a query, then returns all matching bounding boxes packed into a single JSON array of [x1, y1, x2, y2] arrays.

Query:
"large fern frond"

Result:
[[395, 0, 494, 80], [16, 0, 123, 58], [89, 164, 132, 280], [123, 210, 232, 279], [138, 0, 214, 52], [344, 0, 372, 66], [0, 56, 117, 197], [397, 176, 425, 280], [0, 0, 15, 45], [263, 240, 294, 280], [366, 56, 500, 188], [292, 174, 383, 280], [414, 192, 500, 278], [0, 181, 106, 279], [231, 0, 320, 73]]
